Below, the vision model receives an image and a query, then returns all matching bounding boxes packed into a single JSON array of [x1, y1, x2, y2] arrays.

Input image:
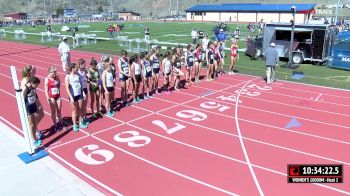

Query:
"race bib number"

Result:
[[210, 54, 214, 60], [73, 83, 81, 96], [27, 96, 36, 104], [135, 68, 141, 75], [189, 57, 193, 62], [176, 62, 181, 67], [153, 63, 159, 68], [51, 87, 59, 95], [123, 67, 129, 74], [146, 66, 152, 72]]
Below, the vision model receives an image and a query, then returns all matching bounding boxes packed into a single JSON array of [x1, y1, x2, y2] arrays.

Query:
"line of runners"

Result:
[[21, 39, 239, 148]]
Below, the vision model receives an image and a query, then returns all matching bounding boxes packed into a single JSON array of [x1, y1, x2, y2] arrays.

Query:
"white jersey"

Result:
[[163, 59, 171, 74], [133, 62, 141, 75], [68, 74, 81, 96], [106, 71, 114, 87]]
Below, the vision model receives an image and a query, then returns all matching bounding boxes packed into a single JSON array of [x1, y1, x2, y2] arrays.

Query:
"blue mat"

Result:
[[285, 118, 302, 129], [200, 90, 214, 96], [291, 71, 304, 80], [18, 149, 49, 164], [291, 74, 304, 80]]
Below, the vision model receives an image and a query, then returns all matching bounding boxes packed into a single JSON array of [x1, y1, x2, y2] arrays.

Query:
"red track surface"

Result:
[[0, 40, 349, 195]]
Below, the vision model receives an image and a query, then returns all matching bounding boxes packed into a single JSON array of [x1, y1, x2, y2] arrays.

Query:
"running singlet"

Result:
[[134, 63, 141, 75], [219, 45, 224, 58], [231, 47, 238, 57], [208, 49, 214, 64], [118, 58, 129, 78], [68, 74, 82, 96], [151, 56, 160, 69], [214, 46, 220, 60], [164, 59, 171, 74], [47, 77, 60, 99], [25, 86, 37, 105], [173, 56, 181, 69], [89, 68, 99, 83], [194, 49, 201, 62], [78, 70, 88, 89], [106, 71, 114, 87], [143, 60, 152, 76], [186, 52, 194, 67]]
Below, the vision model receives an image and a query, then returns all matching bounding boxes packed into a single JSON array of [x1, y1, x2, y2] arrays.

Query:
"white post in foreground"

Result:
[[10, 66, 35, 154]]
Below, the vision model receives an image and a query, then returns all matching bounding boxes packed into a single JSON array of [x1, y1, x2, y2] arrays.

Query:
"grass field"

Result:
[[1, 21, 350, 90]]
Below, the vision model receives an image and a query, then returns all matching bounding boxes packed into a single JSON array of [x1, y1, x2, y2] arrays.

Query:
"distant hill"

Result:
[[1, 0, 348, 18]]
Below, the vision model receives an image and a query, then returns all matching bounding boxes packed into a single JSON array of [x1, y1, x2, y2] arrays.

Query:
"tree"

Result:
[[56, 7, 64, 16], [149, 11, 153, 17], [97, 5, 103, 13]]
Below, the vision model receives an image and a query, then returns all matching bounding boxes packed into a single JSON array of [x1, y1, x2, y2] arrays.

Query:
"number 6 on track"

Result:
[[152, 120, 186, 134]]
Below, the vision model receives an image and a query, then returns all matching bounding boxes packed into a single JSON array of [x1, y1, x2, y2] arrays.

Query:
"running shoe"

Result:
[[35, 130, 43, 140], [79, 122, 88, 129], [33, 139, 42, 147], [107, 111, 115, 117], [73, 124, 79, 132], [83, 117, 90, 125]]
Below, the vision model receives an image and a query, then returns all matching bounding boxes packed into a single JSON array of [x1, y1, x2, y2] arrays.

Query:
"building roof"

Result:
[[185, 3, 316, 13], [117, 11, 141, 16]]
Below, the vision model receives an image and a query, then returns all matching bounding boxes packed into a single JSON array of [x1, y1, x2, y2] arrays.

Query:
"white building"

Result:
[[185, 3, 316, 23]]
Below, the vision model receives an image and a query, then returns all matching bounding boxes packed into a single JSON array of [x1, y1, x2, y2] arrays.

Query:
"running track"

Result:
[[0, 40, 349, 196]]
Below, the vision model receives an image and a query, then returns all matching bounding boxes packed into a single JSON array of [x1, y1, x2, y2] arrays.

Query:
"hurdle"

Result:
[[0, 29, 6, 38], [85, 34, 97, 44], [76, 33, 87, 46], [117, 36, 129, 47], [14, 30, 26, 40], [40, 32, 52, 42]]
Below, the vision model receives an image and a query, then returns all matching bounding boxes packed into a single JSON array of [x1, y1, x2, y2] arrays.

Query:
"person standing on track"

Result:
[[87, 58, 102, 119], [229, 40, 239, 75], [185, 44, 194, 85], [206, 42, 215, 81], [150, 47, 161, 95], [130, 54, 142, 103], [102, 62, 116, 117], [44, 66, 63, 132], [161, 51, 172, 93], [218, 41, 225, 75], [58, 36, 71, 73], [65, 63, 88, 132], [172, 47, 184, 91], [22, 77, 42, 147], [98, 56, 107, 112], [141, 52, 152, 99], [193, 44, 202, 83], [21, 65, 44, 140], [78, 59, 90, 125], [265, 42, 279, 85], [117, 50, 131, 106]]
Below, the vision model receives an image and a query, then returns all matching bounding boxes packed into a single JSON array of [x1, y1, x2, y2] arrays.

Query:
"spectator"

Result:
[[265, 43, 279, 85], [58, 36, 71, 72], [144, 26, 150, 40], [107, 24, 114, 40], [191, 28, 198, 44]]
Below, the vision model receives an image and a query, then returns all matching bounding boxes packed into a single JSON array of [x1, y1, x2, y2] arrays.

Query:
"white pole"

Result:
[[335, 0, 340, 24], [10, 66, 35, 154]]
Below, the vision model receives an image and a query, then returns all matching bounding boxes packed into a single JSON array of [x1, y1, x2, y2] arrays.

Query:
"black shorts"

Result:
[[26, 103, 37, 115], [83, 88, 88, 95], [69, 94, 83, 102], [107, 87, 114, 92], [134, 74, 142, 83], [187, 63, 194, 68], [153, 68, 160, 74], [119, 75, 129, 82], [144, 71, 152, 78], [164, 72, 171, 77]]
